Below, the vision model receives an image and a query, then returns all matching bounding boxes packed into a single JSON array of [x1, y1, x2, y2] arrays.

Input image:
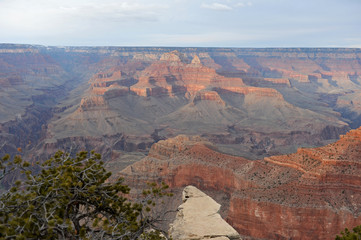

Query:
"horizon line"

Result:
[[1, 43, 361, 50]]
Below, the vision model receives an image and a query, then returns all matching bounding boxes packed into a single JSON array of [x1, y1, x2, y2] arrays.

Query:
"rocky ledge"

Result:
[[169, 186, 241, 240]]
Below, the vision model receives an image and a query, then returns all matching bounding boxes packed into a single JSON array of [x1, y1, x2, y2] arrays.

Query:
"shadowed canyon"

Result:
[[1, 44, 361, 239]]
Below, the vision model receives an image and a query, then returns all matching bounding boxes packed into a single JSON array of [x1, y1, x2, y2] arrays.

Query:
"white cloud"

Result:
[[69, 2, 168, 21], [201, 3, 233, 11], [235, 2, 253, 7], [0, 0, 359, 47], [0, 0, 168, 33]]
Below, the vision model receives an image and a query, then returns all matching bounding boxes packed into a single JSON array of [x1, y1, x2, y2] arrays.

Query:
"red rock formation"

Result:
[[130, 51, 245, 98], [1, 44, 360, 170], [91, 70, 122, 87], [193, 91, 225, 105], [78, 95, 108, 112], [41, 49, 352, 161], [215, 86, 284, 99], [120, 129, 361, 240]]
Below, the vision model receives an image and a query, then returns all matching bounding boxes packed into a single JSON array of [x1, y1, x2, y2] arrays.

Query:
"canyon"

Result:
[[1, 45, 359, 159], [0, 44, 361, 239], [121, 128, 361, 239]]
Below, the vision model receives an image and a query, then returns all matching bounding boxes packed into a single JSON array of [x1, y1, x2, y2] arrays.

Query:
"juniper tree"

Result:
[[0, 151, 171, 240], [336, 225, 361, 240]]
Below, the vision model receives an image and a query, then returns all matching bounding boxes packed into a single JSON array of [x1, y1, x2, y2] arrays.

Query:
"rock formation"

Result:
[[169, 186, 241, 240], [121, 128, 361, 240], [30, 47, 355, 161], [0, 46, 358, 163], [0, 45, 359, 159], [1, 44, 361, 239], [129, 51, 245, 98]]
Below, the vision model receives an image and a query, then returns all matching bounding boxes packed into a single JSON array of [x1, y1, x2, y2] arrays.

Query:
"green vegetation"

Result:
[[336, 225, 361, 240], [0, 151, 171, 239]]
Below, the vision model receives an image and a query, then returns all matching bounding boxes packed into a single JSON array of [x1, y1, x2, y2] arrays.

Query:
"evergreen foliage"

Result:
[[336, 225, 361, 240], [0, 151, 170, 239]]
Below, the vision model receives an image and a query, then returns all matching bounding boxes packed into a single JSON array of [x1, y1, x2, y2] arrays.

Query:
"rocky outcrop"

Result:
[[169, 186, 241, 240], [78, 95, 108, 111], [193, 91, 225, 105], [264, 126, 361, 180], [130, 52, 245, 98], [160, 50, 188, 62], [191, 55, 201, 65], [121, 128, 361, 240], [214, 86, 284, 99]]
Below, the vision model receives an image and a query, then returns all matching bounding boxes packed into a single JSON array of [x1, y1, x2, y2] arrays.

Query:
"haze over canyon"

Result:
[[0, 44, 361, 239]]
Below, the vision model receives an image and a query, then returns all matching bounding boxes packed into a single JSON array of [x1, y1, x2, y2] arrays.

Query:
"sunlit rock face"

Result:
[[169, 186, 241, 240], [120, 128, 361, 240]]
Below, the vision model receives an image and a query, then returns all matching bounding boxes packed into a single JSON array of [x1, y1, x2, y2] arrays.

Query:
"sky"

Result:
[[0, 0, 360, 47]]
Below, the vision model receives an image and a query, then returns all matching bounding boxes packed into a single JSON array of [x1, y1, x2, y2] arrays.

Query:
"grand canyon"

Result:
[[1, 44, 361, 239]]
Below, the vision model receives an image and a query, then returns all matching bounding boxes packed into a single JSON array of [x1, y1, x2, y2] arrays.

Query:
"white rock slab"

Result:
[[169, 185, 241, 240]]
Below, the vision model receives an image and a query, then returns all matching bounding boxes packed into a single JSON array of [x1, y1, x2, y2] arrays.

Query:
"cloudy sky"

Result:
[[0, 0, 360, 47]]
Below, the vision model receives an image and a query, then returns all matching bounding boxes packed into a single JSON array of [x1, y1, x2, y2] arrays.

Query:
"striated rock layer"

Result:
[[0, 44, 360, 162], [1, 44, 361, 239], [41, 47, 355, 160], [120, 128, 361, 240]]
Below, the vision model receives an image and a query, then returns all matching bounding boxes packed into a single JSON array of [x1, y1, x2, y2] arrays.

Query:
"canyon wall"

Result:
[[120, 128, 361, 239], [1, 44, 361, 239], [1, 45, 359, 161]]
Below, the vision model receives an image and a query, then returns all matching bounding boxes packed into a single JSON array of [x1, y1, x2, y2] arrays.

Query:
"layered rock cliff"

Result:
[[120, 128, 361, 240], [34, 47, 357, 161], [1, 44, 361, 239], [0, 44, 360, 161]]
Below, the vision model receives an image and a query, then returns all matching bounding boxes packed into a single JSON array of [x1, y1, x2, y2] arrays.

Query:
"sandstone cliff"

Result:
[[120, 129, 361, 240]]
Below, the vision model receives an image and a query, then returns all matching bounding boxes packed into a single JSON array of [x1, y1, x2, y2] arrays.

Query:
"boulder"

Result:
[[169, 186, 241, 240]]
